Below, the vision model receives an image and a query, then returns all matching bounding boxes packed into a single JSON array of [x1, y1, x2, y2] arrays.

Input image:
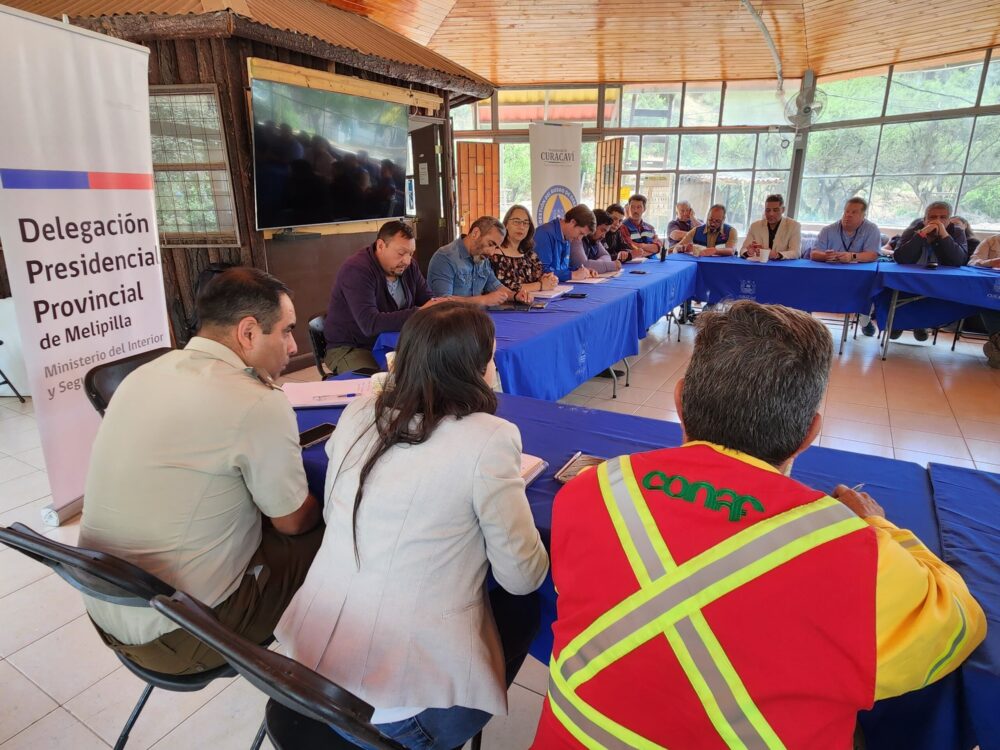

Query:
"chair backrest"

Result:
[[84, 347, 173, 416], [307, 313, 330, 379], [0, 523, 174, 605], [152, 592, 406, 750]]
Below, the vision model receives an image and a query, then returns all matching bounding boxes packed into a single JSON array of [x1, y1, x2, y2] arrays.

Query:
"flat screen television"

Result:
[[250, 78, 408, 230]]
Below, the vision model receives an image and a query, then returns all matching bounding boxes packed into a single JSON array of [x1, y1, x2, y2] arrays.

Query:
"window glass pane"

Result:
[[957, 174, 1000, 231], [150, 93, 226, 165], [966, 116, 1000, 173], [714, 172, 753, 233], [154, 170, 235, 235], [683, 82, 721, 126], [717, 134, 756, 170], [804, 125, 880, 177], [497, 88, 599, 129], [677, 173, 714, 216], [620, 173, 638, 201], [751, 171, 790, 216], [476, 99, 492, 129], [886, 54, 983, 115], [756, 133, 794, 169], [983, 50, 1000, 106], [639, 174, 676, 235], [797, 178, 871, 225], [876, 119, 973, 175], [604, 87, 622, 127], [499, 143, 531, 218], [641, 135, 678, 170], [580, 142, 597, 208], [620, 84, 682, 128], [450, 103, 474, 131], [722, 80, 801, 126], [679, 134, 718, 170], [817, 68, 889, 122], [869, 175, 961, 227], [623, 136, 640, 170]]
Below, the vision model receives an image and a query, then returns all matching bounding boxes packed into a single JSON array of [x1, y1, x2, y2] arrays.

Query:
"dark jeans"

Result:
[[95, 523, 324, 675], [337, 587, 541, 750]]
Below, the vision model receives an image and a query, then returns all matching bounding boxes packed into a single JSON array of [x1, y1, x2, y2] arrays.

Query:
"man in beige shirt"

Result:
[[80, 267, 321, 675]]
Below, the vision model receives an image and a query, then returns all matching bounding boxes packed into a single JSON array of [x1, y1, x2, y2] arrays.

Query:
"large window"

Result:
[[818, 68, 889, 122], [621, 132, 793, 234], [150, 86, 238, 246], [886, 55, 983, 115]]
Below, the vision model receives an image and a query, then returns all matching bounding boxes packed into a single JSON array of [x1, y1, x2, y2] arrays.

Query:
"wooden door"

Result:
[[456, 141, 500, 232], [595, 138, 624, 209], [410, 123, 444, 274]]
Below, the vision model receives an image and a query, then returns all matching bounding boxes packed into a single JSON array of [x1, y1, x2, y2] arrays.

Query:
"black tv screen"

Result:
[[250, 78, 408, 230]]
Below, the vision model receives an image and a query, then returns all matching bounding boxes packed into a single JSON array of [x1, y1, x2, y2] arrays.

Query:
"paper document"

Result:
[[624, 256, 647, 264], [521, 453, 549, 485], [283, 378, 373, 408], [534, 284, 573, 299], [572, 276, 608, 284]]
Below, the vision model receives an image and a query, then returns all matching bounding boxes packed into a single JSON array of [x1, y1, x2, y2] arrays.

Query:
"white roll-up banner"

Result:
[[530, 122, 583, 225], [0, 7, 170, 525]]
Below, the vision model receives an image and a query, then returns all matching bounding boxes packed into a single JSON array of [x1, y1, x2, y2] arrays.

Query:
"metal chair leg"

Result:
[[839, 313, 850, 356], [471, 730, 483, 750], [623, 358, 631, 387], [0, 366, 25, 404], [609, 367, 618, 399], [115, 683, 154, 750], [249, 719, 266, 750], [952, 319, 964, 351]]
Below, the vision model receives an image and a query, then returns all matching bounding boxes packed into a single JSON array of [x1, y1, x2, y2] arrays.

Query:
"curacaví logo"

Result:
[[537, 185, 577, 224], [739, 279, 757, 296]]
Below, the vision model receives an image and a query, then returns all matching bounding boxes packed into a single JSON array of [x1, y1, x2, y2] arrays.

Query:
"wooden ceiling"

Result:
[[318, 0, 1000, 86]]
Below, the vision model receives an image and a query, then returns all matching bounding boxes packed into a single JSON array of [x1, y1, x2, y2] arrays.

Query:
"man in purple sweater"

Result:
[[323, 220, 444, 373]]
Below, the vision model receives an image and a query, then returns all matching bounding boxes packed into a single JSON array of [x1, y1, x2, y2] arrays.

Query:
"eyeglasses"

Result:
[[508, 218, 530, 227]]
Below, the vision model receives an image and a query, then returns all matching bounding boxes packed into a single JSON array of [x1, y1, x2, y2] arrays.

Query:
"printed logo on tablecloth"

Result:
[[739, 279, 757, 297]]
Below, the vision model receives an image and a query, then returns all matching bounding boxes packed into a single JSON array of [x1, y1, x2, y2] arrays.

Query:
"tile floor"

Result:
[[0, 316, 998, 749]]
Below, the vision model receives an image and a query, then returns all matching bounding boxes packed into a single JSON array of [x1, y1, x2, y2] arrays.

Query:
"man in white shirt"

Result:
[[741, 194, 801, 260], [80, 267, 322, 675]]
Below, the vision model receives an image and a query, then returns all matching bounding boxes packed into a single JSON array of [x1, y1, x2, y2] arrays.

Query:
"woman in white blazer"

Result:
[[277, 301, 549, 749]]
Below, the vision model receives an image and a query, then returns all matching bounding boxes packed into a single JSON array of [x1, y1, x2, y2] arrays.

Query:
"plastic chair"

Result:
[[84, 348, 173, 416], [151, 591, 407, 750], [0, 523, 239, 749], [0, 339, 26, 404], [308, 312, 378, 380]]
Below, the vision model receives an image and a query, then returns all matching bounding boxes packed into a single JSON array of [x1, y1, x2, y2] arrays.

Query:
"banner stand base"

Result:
[[41, 496, 83, 527]]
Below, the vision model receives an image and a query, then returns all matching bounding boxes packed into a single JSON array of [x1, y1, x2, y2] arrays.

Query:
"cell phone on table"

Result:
[[299, 423, 335, 448], [629, 270, 648, 275], [564, 292, 588, 299]]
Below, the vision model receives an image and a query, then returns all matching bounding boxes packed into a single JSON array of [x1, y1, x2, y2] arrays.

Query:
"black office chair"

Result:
[[151, 591, 407, 750], [84, 347, 173, 416], [0, 523, 240, 750], [0, 339, 26, 404], [308, 312, 378, 380]]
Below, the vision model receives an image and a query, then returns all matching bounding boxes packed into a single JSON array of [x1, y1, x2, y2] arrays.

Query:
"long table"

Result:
[[372, 260, 696, 401], [296, 394, 996, 750]]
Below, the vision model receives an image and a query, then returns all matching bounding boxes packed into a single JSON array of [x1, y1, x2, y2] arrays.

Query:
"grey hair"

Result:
[[469, 215, 507, 238], [681, 301, 832, 466], [925, 201, 953, 217], [676, 200, 692, 208]]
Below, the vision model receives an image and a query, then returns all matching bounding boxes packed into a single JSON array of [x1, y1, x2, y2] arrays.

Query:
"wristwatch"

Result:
[[851, 252, 857, 262]]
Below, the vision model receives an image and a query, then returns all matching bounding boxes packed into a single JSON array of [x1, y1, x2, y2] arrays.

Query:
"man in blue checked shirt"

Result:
[[428, 215, 530, 305]]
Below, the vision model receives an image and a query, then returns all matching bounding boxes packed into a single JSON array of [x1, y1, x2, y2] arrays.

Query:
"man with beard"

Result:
[[674, 204, 738, 256]]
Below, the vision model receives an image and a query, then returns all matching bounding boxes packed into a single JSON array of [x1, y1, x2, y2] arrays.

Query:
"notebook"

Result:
[[534, 284, 574, 300], [521, 453, 549, 486], [283, 378, 373, 408]]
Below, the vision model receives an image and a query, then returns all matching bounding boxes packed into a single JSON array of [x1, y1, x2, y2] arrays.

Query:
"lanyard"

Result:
[[839, 223, 859, 253]]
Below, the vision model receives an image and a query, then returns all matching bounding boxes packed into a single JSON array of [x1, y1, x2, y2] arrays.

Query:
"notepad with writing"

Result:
[[534, 284, 573, 300], [521, 453, 548, 486], [283, 378, 373, 408]]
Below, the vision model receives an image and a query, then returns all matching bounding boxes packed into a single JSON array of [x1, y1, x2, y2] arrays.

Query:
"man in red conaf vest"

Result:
[[533, 300, 986, 750]]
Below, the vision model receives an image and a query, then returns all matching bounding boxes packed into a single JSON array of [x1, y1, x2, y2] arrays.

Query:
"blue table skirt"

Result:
[[295, 394, 983, 749], [930, 463, 1000, 750], [665, 254, 880, 313], [872, 264, 1000, 331], [595, 259, 696, 336], [374, 284, 640, 401]]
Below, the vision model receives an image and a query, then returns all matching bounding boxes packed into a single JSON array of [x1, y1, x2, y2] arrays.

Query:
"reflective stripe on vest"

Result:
[[547, 455, 867, 749]]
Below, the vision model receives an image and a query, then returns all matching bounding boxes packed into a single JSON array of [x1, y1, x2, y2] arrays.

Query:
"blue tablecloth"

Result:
[[873, 264, 1000, 330], [373, 284, 640, 401], [930, 463, 1000, 750], [595, 259, 696, 336], [665, 254, 881, 313], [295, 394, 985, 749]]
